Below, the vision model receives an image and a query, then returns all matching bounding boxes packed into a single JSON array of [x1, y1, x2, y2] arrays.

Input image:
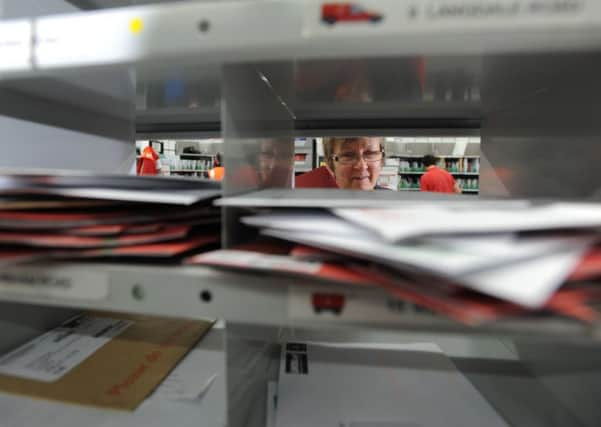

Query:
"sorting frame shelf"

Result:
[[2, 1, 601, 75], [1, 2, 601, 427], [0, 261, 596, 343]]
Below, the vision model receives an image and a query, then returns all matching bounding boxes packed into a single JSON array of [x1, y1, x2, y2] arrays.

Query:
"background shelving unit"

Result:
[[136, 139, 218, 178], [169, 153, 214, 178]]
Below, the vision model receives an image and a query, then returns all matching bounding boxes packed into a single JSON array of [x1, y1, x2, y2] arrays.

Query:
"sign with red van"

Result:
[[312, 293, 346, 314], [322, 3, 383, 25]]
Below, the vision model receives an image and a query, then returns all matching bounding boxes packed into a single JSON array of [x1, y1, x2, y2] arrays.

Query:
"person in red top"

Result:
[[137, 142, 162, 176], [208, 153, 225, 181], [420, 155, 461, 194], [295, 165, 338, 188]]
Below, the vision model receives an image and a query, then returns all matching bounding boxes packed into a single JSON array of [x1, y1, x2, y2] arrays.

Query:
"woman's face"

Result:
[[331, 138, 382, 190]]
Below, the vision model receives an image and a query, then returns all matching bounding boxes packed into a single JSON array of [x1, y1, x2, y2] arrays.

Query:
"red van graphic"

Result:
[[312, 293, 346, 315], [322, 3, 383, 25]]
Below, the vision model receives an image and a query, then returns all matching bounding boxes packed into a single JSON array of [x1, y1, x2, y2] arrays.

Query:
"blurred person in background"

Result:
[[209, 152, 225, 181], [297, 137, 385, 190], [137, 141, 162, 176], [420, 154, 461, 194]]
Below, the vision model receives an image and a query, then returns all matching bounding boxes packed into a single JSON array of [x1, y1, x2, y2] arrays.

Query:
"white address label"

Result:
[[0, 315, 132, 382], [0, 267, 109, 301]]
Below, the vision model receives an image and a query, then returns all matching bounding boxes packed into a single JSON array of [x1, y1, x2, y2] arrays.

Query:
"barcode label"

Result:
[[285, 342, 309, 375], [0, 315, 132, 382]]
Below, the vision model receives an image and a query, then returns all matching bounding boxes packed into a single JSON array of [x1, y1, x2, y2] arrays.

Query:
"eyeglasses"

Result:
[[331, 150, 384, 165]]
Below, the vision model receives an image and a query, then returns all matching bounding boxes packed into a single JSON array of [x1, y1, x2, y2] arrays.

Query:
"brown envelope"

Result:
[[0, 312, 214, 410]]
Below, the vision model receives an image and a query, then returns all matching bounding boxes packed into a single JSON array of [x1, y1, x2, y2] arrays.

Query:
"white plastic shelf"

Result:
[[2, 0, 601, 74], [0, 261, 596, 342]]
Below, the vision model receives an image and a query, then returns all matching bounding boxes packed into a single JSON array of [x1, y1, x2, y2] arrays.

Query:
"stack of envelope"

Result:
[[0, 172, 222, 264], [187, 199, 601, 325]]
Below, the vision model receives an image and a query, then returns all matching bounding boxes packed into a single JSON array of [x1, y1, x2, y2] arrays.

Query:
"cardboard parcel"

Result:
[[0, 312, 213, 410]]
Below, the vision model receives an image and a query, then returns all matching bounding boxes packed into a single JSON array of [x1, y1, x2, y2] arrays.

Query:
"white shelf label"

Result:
[[0, 315, 132, 382], [0, 267, 109, 301], [0, 20, 32, 72], [306, 0, 597, 37], [423, 0, 585, 21], [35, 9, 146, 68], [288, 285, 410, 323]]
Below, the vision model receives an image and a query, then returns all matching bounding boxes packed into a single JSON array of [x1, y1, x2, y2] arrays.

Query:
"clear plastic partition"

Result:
[[220, 53, 601, 427], [0, 66, 136, 173], [221, 53, 601, 203]]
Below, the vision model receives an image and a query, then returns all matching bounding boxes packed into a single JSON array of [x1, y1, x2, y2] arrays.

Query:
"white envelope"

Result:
[[275, 342, 509, 427]]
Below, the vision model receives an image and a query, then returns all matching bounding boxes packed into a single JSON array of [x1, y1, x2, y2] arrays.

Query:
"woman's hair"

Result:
[[322, 137, 385, 171], [422, 154, 438, 167]]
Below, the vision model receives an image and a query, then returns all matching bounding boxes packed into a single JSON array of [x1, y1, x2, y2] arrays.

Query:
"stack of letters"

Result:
[[0, 173, 221, 264], [189, 198, 601, 325]]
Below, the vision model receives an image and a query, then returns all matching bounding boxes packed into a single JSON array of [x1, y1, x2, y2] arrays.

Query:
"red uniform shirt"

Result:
[[420, 166, 456, 193], [138, 146, 160, 176], [209, 166, 225, 181], [295, 166, 338, 188]]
